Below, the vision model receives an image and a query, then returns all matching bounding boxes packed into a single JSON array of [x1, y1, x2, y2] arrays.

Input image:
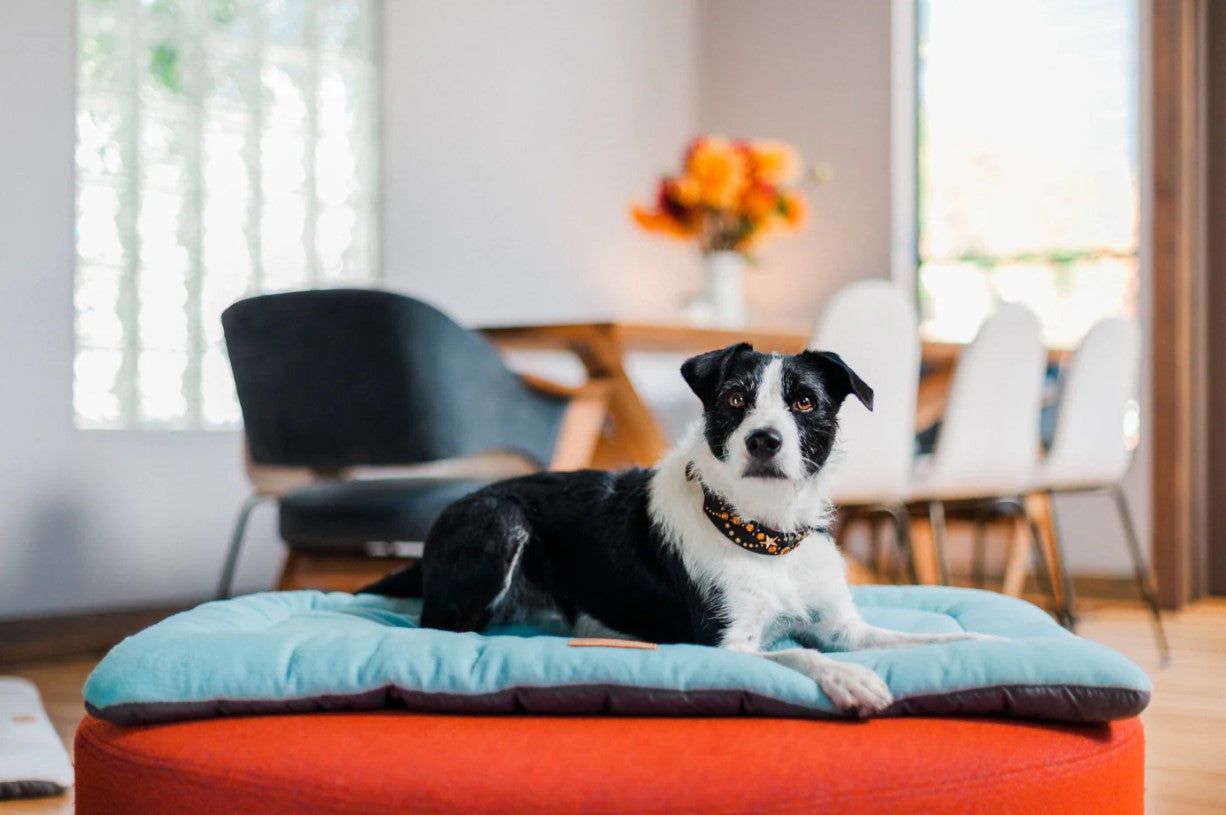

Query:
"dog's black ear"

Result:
[[800, 350, 874, 411], [681, 343, 753, 408]]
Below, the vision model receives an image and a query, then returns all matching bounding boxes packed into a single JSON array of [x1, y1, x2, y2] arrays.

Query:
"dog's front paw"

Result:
[[815, 661, 893, 716]]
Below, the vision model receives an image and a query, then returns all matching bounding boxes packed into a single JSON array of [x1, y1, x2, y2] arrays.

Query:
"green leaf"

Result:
[[149, 42, 181, 94]]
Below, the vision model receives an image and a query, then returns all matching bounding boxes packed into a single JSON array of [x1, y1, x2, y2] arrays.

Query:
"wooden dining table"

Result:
[[482, 320, 977, 469]]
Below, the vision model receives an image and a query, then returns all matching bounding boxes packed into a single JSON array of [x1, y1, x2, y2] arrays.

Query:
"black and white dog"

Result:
[[366, 343, 985, 714]]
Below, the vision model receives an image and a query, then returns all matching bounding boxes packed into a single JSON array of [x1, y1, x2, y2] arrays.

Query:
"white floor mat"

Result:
[[0, 677, 73, 798]]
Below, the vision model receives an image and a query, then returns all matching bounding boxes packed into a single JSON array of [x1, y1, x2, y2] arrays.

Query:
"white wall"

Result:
[[698, 0, 894, 328], [379, 0, 707, 443], [380, 0, 702, 325]]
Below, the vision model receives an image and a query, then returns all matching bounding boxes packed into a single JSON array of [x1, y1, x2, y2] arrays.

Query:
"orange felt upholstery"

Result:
[[74, 712, 1144, 815]]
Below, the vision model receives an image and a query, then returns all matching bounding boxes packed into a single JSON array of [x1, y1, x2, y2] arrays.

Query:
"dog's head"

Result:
[[681, 343, 873, 485]]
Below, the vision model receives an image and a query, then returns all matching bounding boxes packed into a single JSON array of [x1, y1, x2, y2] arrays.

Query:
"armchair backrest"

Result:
[[222, 289, 567, 470]]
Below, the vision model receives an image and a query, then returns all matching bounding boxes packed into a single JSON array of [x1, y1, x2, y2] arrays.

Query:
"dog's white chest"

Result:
[[674, 522, 848, 625]]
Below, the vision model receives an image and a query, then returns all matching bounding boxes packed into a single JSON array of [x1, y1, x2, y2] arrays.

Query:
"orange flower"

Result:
[[686, 136, 748, 209], [741, 184, 780, 221], [779, 192, 806, 228], [631, 205, 693, 240], [667, 175, 702, 208], [747, 140, 800, 186]]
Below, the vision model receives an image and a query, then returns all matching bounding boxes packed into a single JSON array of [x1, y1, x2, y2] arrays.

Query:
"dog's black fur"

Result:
[[415, 469, 724, 643], [363, 344, 869, 645]]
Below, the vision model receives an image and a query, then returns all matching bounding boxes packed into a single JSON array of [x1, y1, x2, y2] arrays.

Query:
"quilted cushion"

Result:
[[83, 586, 1150, 724]]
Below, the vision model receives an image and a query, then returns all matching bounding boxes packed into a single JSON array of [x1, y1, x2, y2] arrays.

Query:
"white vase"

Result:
[[686, 250, 749, 327]]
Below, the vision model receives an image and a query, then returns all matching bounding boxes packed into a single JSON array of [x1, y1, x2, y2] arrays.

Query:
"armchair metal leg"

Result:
[[1110, 485, 1171, 664], [216, 493, 268, 600], [928, 500, 950, 585]]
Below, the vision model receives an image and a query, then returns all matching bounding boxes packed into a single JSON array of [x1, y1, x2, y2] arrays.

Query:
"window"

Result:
[[914, 0, 1139, 348], [75, 0, 379, 429]]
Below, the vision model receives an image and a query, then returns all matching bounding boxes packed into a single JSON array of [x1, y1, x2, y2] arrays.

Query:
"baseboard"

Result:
[[1020, 574, 1141, 603], [0, 602, 195, 667]]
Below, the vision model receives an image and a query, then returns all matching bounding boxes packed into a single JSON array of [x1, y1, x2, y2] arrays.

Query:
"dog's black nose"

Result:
[[745, 428, 783, 459]]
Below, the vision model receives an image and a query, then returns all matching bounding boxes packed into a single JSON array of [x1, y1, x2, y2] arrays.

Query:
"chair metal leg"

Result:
[[970, 510, 988, 588], [928, 501, 950, 585], [886, 503, 918, 584], [866, 514, 882, 576], [216, 493, 267, 600], [1110, 485, 1171, 664]]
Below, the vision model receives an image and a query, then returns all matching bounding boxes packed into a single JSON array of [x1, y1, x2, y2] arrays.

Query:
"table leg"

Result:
[[1025, 491, 1071, 620], [1002, 515, 1031, 597], [565, 326, 671, 468], [908, 515, 942, 585]]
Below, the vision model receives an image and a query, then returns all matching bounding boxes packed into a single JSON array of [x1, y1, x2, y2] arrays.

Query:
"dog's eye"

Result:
[[793, 395, 815, 413], [726, 392, 746, 409]]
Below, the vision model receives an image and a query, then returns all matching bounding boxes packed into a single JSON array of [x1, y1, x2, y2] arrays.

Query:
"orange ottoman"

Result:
[[74, 712, 1144, 815]]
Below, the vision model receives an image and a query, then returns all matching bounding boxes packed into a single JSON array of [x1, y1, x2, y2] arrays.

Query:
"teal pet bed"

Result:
[[84, 586, 1150, 724]]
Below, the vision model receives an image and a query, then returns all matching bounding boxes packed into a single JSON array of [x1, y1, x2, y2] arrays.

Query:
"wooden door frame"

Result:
[[1150, 0, 1210, 607], [1205, 0, 1226, 597]]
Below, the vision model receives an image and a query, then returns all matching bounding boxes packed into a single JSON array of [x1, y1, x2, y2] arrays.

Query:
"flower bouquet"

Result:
[[631, 135, 825, 326]]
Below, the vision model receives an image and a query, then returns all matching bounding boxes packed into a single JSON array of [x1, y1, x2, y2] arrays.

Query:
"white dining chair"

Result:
[[811, 279, 921, 579], [1032, 317, 1168, 659], [906, 303, 1048, 586]]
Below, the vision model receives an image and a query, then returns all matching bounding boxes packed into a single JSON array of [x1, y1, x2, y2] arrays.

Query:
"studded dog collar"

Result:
[[686, 463, 823, 556]]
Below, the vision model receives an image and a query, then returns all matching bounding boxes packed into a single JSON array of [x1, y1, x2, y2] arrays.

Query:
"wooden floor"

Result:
[[2, 599, 1224, 814]]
